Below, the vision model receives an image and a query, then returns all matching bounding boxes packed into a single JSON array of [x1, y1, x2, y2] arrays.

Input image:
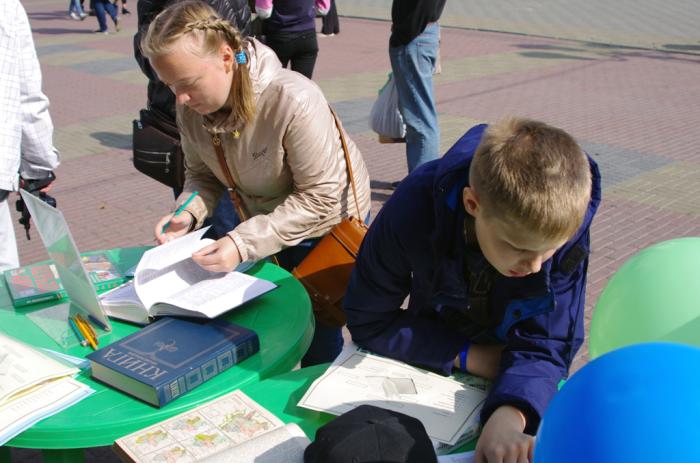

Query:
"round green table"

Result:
[[0, 247, 313, 463]]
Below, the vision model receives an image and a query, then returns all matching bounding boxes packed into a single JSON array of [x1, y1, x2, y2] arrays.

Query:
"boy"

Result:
[[344, 118, 601, 462]]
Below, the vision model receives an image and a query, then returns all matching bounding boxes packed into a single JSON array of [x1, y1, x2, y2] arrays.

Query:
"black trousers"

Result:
[[265, 28, 319, 79], [321, 0, 339, 35]]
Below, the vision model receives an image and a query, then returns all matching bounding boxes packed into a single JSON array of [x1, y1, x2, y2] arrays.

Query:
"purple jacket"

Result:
[[344, 124, 601, 433]]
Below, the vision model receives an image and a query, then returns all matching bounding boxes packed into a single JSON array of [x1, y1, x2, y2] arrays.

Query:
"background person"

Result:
[[0, 0, 60, 271], [344, 118, 601, 462], [142, 1, 371, 366], [254, 0, 329, 79], [389, 0, 445, 181]]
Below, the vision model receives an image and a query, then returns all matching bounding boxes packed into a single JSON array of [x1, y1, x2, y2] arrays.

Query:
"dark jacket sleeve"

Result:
[[344, 180, 468, 374]]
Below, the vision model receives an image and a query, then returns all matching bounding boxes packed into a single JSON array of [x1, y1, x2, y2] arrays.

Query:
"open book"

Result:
[[113, 390, 310, 463], [0, 332, 93, 445], [100, 228, 277, 325]]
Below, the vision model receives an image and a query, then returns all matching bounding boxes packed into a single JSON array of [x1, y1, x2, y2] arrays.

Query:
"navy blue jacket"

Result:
[[344, 124, 601, 434]]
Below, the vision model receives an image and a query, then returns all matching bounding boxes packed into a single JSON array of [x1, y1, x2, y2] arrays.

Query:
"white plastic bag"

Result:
[[369, 73, 406, 140]]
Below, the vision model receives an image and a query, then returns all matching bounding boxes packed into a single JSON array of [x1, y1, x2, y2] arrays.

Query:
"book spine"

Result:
[[13, 291, 67, 307], [154, 333, 260, 407], [95, 278, 127, 293]]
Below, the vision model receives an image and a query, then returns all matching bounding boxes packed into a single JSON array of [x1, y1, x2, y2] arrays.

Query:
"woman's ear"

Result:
[[462, 187, 480, 217], [220, 43, 234, 72]]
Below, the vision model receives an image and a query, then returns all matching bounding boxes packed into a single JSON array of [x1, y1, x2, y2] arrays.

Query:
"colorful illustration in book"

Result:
[[219, 409, 271, 439], [151, 445, 192, 463], [171, 415, 206, 433], [192, 432, 226, 449], [135, 429, 169, 447]]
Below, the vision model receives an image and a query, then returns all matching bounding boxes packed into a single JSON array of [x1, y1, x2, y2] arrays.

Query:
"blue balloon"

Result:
[[535, 342, 700, 463]]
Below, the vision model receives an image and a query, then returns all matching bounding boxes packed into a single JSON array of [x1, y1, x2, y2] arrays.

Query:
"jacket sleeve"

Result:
[[344, 182, 468, 374], [17, 1, 59, 179], [480, 229, 591, 435], [227, 96, 349, 261]]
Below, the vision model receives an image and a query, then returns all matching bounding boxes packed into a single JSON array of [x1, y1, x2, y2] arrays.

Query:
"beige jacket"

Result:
[[176, 39, 371, 262]]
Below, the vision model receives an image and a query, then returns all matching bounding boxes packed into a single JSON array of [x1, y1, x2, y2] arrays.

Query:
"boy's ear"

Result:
[[462, 187, 480, 217]]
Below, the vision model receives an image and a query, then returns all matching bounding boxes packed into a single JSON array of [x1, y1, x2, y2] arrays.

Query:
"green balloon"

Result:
[[589, 237, 700, 358]]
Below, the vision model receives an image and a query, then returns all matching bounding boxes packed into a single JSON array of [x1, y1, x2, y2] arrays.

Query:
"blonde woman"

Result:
[[142, 0, 371, 366]]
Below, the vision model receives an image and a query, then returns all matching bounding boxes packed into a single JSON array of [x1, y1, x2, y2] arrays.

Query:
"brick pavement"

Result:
[[7, 0, 700, 461]]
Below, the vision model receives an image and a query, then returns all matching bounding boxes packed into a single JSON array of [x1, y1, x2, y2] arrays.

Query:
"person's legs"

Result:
[[0, 198, 20, 272], [275, 239, 344, 366], [321, 0, 339, 35], [102, 0, 119, 29], [265, 33, 293, 69], [289, 30, 319, 79], [389, 23, 440, 173], [93, 0, 108, 31]]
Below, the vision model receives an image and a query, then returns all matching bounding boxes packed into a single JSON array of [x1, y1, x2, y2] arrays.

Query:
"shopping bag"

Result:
[[369, 73, 406, 142]]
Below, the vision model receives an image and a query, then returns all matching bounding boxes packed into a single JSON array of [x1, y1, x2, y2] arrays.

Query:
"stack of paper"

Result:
[[297, 344, 490, 447], [0, 332, 94, 445]]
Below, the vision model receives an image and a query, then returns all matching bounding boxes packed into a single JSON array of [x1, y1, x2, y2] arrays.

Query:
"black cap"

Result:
[[304, 405, 437, 463]]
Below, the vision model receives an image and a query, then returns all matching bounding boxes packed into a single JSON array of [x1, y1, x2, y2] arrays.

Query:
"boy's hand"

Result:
[[191, 235, 241, 273], [475, 405, 534, 463]]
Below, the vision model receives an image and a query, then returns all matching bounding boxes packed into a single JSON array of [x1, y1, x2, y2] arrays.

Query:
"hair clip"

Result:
[[235, 51, 247, 65]]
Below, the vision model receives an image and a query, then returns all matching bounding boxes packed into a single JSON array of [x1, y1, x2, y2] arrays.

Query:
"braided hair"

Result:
[[141, 1, 254, 125]]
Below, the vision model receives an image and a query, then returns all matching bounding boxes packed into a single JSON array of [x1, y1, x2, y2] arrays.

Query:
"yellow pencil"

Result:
[[73, 316, 97, 350], [76, 314, 98, 344]]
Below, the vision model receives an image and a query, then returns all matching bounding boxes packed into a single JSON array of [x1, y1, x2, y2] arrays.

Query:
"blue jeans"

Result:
[[389, 22, 440, 173], [69, 0, 85, 16], [94, 0, 117, 32]]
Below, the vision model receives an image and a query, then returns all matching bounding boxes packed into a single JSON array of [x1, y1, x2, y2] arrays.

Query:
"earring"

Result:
[[235, 51, 247, 65]]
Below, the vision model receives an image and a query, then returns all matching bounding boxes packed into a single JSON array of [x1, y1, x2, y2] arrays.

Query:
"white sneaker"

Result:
[[70, 12, 81, 20]]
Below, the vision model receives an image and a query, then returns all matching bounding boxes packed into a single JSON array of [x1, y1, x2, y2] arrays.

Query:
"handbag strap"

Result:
[[329, 107, 363, 221], [211, 133, 249, 221]]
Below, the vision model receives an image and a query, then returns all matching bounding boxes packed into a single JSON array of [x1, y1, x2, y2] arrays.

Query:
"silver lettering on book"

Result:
[[103, 348, 168, 381]]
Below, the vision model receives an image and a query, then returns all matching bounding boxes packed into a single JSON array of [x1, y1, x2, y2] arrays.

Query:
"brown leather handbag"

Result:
[[291, 109, 368, 327]]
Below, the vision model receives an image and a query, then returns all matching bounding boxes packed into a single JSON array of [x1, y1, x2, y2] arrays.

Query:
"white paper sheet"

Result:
[[297, 344, 488, 445]]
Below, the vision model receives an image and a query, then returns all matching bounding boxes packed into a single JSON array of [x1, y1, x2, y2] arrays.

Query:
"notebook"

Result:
[[19, 189, 112, 331]]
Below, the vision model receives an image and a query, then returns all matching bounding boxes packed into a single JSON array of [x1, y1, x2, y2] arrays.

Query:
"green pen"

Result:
[[161, 191, 199, 234]]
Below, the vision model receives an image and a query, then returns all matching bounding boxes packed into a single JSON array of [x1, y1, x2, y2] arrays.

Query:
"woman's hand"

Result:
[[475, 405, 534, 463], [154, 212, 192, 244], [191, 235, 242, 272]]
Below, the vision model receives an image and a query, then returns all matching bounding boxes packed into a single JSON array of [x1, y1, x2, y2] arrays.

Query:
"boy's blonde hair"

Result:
[[141, 0, 255, 125], [470, 117, 592, 240]]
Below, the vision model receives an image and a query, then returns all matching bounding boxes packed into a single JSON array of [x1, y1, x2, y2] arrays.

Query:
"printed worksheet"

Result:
[[297, 344, 489, 445]]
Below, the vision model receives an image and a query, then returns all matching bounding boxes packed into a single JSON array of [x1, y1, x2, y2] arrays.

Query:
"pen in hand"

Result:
[[161, 191, 199, 235]]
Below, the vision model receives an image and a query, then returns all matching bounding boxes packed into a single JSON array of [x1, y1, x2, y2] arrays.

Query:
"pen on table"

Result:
[[161, 190, 199, 234], [76, 314, 98, 345], [68, 317, 88, 347], [73, 316, 97, 350]]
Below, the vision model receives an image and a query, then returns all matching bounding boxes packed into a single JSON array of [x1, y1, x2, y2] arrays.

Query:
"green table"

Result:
[[0, 247, 313, 463], [241, 364, 479, 454]]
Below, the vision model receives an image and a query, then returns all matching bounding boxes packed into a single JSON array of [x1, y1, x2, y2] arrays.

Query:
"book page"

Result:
[[0, 332, 78, 406], [115, 390, 286, 463], [0, 377, 94, 446], [202, 423, 309, 463], [134, 228, 214, 310], [154, 271, 277, 318], [297, 344, 489, 445], [438, 450, 475, 463]]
